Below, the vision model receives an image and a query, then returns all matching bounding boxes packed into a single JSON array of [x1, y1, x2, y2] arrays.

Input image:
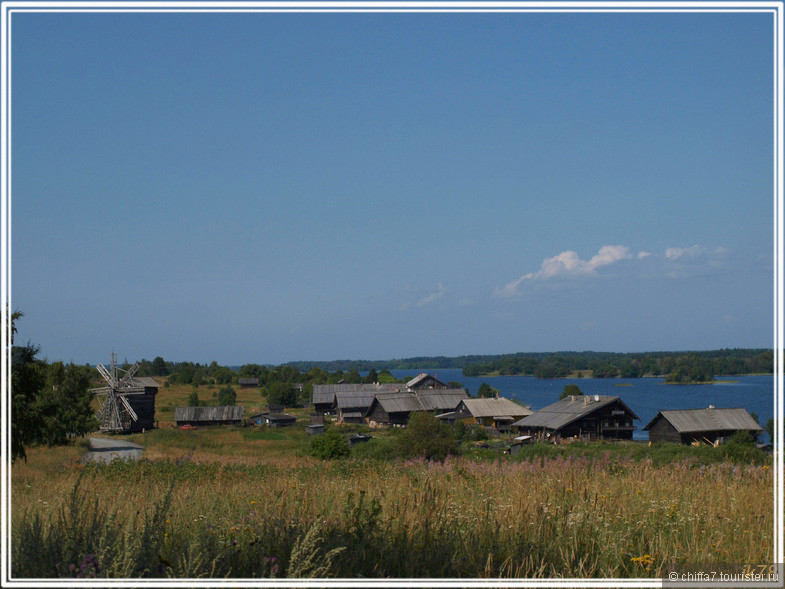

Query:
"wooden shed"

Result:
[[514, 395, 638, 441], [643, 407, 762, 445], [174, 405, 244, 427], [238, 378, 259, 389], [262, 413, 297, 428]]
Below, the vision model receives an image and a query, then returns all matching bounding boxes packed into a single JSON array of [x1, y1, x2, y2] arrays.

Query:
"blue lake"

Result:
[[386, 369, 774, 442]]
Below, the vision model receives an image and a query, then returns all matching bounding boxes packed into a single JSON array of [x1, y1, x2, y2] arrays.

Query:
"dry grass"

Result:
[[10, 432, 774, 579]]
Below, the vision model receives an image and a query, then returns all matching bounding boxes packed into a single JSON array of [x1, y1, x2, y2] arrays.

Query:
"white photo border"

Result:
[[1, 1, 781, 587]]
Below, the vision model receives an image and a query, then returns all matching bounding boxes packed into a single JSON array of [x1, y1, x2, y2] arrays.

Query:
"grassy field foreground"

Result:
[[10, 423, 773, 580]]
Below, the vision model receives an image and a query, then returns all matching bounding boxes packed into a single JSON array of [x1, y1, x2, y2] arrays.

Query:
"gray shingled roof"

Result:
[[312, 383, 405, 405], [175, 405, 244, 422], [515, 395, 638, 431], [335, 391, 377, 410], [130, 376, 159, 389], [461, 398, 532, 419], [643, 407, 763, 433], [416, 389, 469, 411], [374, 392, 426, 413]]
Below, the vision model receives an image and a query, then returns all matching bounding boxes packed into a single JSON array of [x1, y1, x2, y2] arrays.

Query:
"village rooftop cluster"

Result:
[[113, 371, 763, 449]]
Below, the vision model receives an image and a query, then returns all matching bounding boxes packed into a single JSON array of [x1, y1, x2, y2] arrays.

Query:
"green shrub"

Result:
[[396, 412, 458, 461], [310, 429, 350, 460]]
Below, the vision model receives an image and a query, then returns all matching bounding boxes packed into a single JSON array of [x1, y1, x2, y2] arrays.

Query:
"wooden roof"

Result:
[[643, 407, 762, 433], [373, 392, 425, 413], [312, 383, 405, 405], [406, 373, 447, 389], [460, 398, 532, 419], [515, 395, 638, 431], [130, 376, 159, 389], [175, 405, 244, 422], [416, 389, 469, 411]]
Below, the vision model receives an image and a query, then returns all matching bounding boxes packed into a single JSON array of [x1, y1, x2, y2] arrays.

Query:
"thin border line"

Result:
[[1, 2, 780, 588]]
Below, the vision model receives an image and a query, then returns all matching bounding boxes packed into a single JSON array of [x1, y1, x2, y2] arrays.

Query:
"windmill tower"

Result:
[[92, 353, 145, 432]]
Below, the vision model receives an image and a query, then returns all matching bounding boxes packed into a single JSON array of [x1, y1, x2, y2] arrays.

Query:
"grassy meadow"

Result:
[[10, 378, 775, 579]]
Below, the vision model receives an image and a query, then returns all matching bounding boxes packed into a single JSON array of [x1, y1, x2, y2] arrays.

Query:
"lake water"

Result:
[[386, 369, 774, 442]]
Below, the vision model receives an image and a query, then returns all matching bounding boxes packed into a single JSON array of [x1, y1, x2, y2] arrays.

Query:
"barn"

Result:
[[238, 378, 259, 389], [514, 395, 638, 441], [125, 376, 159, 432], [643, 407, 762, 445], [174, 405, 244, 427]]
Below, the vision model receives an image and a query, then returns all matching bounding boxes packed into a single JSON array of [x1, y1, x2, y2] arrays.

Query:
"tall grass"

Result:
[[11, 451, 772, 579]]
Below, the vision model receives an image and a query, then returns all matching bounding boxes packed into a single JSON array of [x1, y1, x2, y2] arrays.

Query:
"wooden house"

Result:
[[335, 390, 377, 423], [174, 405, 244, 427], [406, 373, 447, 390], [643, 407, 762, 445], [416, 389, 469, 413], [445, 398, 533, 433], [311, 383, 406, 414], [514, 395, 638, 441], [126, 376, 159, 432], [366, 389, 468, 425], [238, 378, 259, 389], [366, 392, 424, 425]]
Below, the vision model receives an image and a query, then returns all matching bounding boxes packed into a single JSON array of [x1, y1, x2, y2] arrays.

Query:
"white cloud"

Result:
[[494, 245, 634, 297], [400, 283, 446, 310], [663, 244, 729, 277]]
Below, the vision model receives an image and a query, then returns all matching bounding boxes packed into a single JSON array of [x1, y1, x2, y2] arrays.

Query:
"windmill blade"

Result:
[[95, 399, 108, 423], [91, 387, 111, 395], [96, 364, 115, 386], [118, 395, 138, 421], [117, 362, 140, 387]]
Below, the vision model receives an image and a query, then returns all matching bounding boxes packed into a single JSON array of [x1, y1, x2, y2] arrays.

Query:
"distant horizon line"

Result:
[[65, 346, 774, 368]]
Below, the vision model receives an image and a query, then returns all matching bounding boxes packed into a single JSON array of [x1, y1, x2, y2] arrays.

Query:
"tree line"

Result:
[[462, 349, 773, 380]]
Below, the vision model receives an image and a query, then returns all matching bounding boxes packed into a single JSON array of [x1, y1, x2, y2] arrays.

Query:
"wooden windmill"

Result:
[[92, 352, 145, 432]]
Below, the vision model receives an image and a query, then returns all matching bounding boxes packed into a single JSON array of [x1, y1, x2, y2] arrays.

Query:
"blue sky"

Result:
[[10, 9, 775, 365]]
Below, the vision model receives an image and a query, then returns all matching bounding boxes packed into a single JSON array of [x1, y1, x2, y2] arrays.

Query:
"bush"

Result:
[[310, 429, 350, 460], [455, 422, 489, 442], [217, 386, 236, 406], [396, 412, 458, 462]]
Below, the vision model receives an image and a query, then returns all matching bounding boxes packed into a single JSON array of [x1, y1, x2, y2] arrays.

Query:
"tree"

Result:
[[477, 383, 499, 398], [766, 417, 774, 444], [310, 428, 350, 460], [188, 391, 200, 407], [218, 386, 237, 406], [11, 311, 96, 461], [37, 362, 96, 447], [560, 384, 583, 399], [396, 412, 458, 461], [150, 356, 168, 376], [265, 381, 297, 407], [11, 342, 45, 461], [363, 368, 378, 384]]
